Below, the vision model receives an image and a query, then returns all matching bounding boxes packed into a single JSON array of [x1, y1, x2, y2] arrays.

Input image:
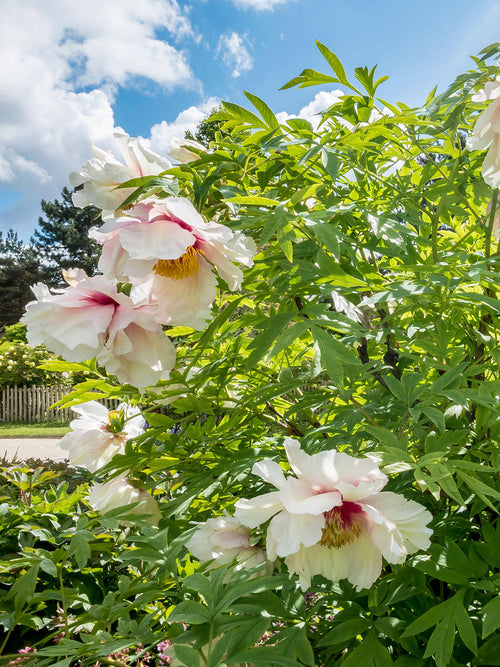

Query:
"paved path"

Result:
[[0, 438, 68, 461]]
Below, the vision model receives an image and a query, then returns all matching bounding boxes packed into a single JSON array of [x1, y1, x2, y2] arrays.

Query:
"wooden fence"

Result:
[[0, 385, 120, 423]]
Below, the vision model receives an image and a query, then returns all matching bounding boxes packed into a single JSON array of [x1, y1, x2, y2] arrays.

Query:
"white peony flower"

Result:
[[21, 271, 175, 388], [88, 473, 161, 525], [88, 197, 255, 329], [59, 401, 144, 472], [187, 515, 271, 579], [69, 128, 172, 213], [468, 76, 500, 189], [169, 136, 206, 163], [235, 438, 432, 591], [90, 197, 256, 289]]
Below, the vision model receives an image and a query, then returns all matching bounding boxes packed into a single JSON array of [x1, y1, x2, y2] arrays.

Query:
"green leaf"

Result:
[[244, 91, 279, 129], [270, 321, 310, 358], [423, 616, 456, 667], [227, 195, 280, 206], [482, 595, 500, 638], [402, 598, 454, 637], [245, 313, 296, 370], [312, 326, 344, 388], [168, 600, 210, 625], [455, 603, 477, 654], [321, 147, 340, 179], [69, 532, 91, 569], [222, 101, 265, 128], [419, 406, 445, 433], [341, 630, 393, 666], [315, 41, 348, 84], [174, 644, 200, 667], [317, 617, 371, 647], [431, 362, 469, 393], [7, 563, 40, 610]]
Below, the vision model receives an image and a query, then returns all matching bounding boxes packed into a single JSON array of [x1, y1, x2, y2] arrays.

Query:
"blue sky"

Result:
[[1, 0, 499, 240]]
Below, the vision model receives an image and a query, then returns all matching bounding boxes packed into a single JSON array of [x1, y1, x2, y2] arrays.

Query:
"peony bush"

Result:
[[1, 42, 500, 666]]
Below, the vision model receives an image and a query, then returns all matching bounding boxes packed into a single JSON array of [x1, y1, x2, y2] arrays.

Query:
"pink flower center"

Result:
[[320, 501, 363, 549], [80, 290, 118, 307]]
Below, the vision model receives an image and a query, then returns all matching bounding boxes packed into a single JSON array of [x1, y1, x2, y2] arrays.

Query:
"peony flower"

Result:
[[468, 76, 500, 188], [89, 197, 256, 329], [88, 473, 161, 525], [186, 515, 267, 569], [235, 438, 432, 591], [21, 270, 175, 388], [69, 128, 171, 213], [131, 264, 217, 330], [169, 136, 206, 163], [59, 401, 145, 472], [90, 197, 256, 288]]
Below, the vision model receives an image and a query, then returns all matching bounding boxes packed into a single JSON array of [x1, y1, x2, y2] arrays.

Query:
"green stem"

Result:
[[485, 188, 499, 259], [58, 563, 70, 641], [0, 629, 12, 656]]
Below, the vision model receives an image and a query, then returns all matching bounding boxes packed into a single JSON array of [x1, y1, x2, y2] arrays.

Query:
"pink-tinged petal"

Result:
[[105, 327, 176, 388], [279, 478, 341, 515], [328, 451, 387, 497], [267, 511, 324, 558], [251, 459, 286, 489], [119, 220, 195, 262], [163, 197, 207, 230], [234, 492, 282, 529]]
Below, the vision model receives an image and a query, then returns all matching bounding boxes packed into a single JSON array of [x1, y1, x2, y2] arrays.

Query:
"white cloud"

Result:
[[276, 90, 344, 129], [0, 0, 198, 238], [230, 0, 295, 10], [217, 32, 254, 78], [149, 97, 220, 154]]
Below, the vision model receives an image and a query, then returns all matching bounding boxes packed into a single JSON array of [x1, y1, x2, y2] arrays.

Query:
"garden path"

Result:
[[0, 437, 67, 461]]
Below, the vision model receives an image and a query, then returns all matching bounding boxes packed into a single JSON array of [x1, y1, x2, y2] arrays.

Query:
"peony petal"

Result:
[[252, 459, 286, 489], [267, 511, 324, 558], [344, 532, 383, 591], [234, 492, 282, 529], [279, 478, 341, 515], [364, 491, 432, 554]]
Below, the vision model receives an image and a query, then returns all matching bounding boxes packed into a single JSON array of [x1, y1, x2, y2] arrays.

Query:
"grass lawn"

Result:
[[0, 421, 71, 437]]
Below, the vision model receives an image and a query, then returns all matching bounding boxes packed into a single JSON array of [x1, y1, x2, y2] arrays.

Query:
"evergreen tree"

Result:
[[0, 229, 41, 328], [32, 186, 101, 287]]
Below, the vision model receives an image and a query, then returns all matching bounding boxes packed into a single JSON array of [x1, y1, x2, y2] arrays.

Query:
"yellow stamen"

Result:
[[320, 508, 362, 549], [154, 245, 202, 280]]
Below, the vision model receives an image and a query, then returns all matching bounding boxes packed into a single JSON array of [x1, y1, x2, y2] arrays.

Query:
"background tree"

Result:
[[32, 186, 101, 287], [184, 105, 225, 147], [0, 229, 42, 329]]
